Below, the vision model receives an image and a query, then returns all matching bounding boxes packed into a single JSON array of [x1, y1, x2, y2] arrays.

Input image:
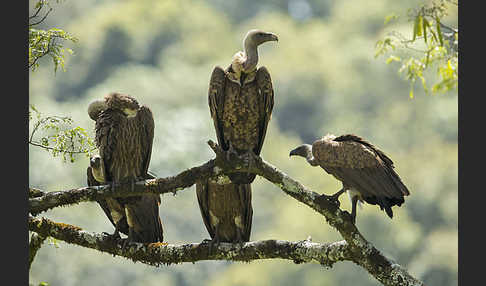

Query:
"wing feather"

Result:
[[137, 106, 155, 177], [95, 109, 124, 182], [208, 66, 227, 149], [237, 183, 253, 241], [316, 134, 409, 204], [255, 66, 274, 155], [195, 180, 216, 239]]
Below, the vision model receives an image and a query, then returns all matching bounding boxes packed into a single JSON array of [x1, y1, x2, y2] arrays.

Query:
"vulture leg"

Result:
[[243, 149, 257, 171], [208, 226, 221, 253], [226, 141, 238, 162], [102, 225, 122, 240], [350, 196, 358, 224], [235, 227, 244, 244]]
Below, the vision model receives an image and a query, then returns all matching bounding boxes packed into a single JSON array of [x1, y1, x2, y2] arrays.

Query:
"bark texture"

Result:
[[28, 141, 424, 286], [29, 232, 47, 269], [29, 216, 351, 267]]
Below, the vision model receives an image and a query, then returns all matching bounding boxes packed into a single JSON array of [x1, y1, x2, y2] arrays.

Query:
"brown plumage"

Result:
[[290, 134, 410, 223], [208, 29, 277, 184], [87, 92, 163, 243], [196, 179, 252, 243], [87, 155, 129, 236], [196, 30, 277, 244]]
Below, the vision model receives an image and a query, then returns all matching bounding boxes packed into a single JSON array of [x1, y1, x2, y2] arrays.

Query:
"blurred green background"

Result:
[[28, 0, 457, 285]]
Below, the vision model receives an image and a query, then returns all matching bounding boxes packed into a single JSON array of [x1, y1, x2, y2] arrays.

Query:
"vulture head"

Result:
[[289, 144, 313, 158], [88, 92, 140, 121], [237, 29, 278, 73], [244, 29, 279, 47], [89, 154, 105, 183]]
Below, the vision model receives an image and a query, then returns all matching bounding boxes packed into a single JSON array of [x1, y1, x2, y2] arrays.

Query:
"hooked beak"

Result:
[[289, 148, 298, 157], [268, 33, 278, 42]]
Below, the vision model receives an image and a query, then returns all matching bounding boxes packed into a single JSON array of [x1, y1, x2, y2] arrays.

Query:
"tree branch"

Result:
[[29, 158, 218, 215], [29, 7, 53, 27], [28, 216, 351, 267], [28, 140, 424, 285], [29, 232, 47, 270]]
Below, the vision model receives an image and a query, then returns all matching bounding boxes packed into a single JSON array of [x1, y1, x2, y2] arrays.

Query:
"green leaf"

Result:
[[384, 13, 398, 25], [436, 16, 444, 46], [386, 56, 401, 64], [422, 18, 430, 44], [413, 15, 423, 41]]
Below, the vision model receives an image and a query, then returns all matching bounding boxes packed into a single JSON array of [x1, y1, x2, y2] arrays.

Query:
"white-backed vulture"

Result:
[[290, 134, 410, 223], [196, 29, 277, 245]]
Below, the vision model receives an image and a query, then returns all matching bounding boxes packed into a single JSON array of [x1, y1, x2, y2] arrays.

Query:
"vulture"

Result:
[[196, 29, 277, 244], [87, 92, 163, 243], [289, 134, 410, 223]]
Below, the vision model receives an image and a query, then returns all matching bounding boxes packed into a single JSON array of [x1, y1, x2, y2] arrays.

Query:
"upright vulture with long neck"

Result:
[[87, 92, 163, 243], [196, 29, 277, 244], [290, 134, 410, 223]]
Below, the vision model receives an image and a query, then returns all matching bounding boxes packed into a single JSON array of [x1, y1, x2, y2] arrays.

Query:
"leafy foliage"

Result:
[[375, 0, 458, 97], [29, 0, 77, 72], [29, 105, 95, 162]]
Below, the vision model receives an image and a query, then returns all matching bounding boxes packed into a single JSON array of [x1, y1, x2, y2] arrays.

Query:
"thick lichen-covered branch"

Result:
[[28, 140, 423, 286], [29, 159, 217, 215], [28, 216, 351, 267]]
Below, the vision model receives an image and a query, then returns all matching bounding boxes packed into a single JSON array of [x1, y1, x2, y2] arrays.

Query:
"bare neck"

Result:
[[242, 41, 258, 72], [301, 146, 319, 166], [306, 153, 319, 166]]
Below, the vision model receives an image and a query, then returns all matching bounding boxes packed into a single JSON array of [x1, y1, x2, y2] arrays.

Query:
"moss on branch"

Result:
[[28, 141, 424, 286], [28, 216, 351, 267]]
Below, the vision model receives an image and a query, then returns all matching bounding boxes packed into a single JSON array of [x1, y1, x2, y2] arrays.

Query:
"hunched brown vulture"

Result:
[[289, 133, 410, 223], [87, 92, 163, 243], [196, 29, 277, 245]]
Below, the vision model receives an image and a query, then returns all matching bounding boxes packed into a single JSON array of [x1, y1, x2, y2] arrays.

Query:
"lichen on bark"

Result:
[[28, 141, 424, 286]]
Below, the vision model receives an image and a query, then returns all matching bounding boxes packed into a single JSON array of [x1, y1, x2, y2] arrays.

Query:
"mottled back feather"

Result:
[[313, 134, 409, 218]]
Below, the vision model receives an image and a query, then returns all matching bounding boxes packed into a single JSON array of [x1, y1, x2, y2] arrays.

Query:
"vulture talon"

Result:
[[102, 231, 121, 241]]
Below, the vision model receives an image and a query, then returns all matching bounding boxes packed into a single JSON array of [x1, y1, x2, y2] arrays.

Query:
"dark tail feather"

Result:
[[384, 206, 394, 219], [125, 194, 163, 243], [228, 172, 256, 184], [366, 196, 404, 219]]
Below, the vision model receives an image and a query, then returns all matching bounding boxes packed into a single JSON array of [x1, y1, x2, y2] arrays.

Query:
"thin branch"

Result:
[[439, 22, 458, 34], [29, 7, 53, 27], [29, 187, 46, 198], [28, 216, 351, 267], [29, 232, 47, 270], [28, 140, 95, 154], [29, 1, 46, 20]]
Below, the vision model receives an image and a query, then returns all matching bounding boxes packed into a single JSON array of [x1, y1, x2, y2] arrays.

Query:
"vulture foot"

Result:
[[328, 188, 346, 206], [242, 150, 257, 170], [235, 228, 245, 244], [208, 229, 221, 253], [102, 229, 121, 241], [120, 237, 132, 249], [225, 142, 239, 163]]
